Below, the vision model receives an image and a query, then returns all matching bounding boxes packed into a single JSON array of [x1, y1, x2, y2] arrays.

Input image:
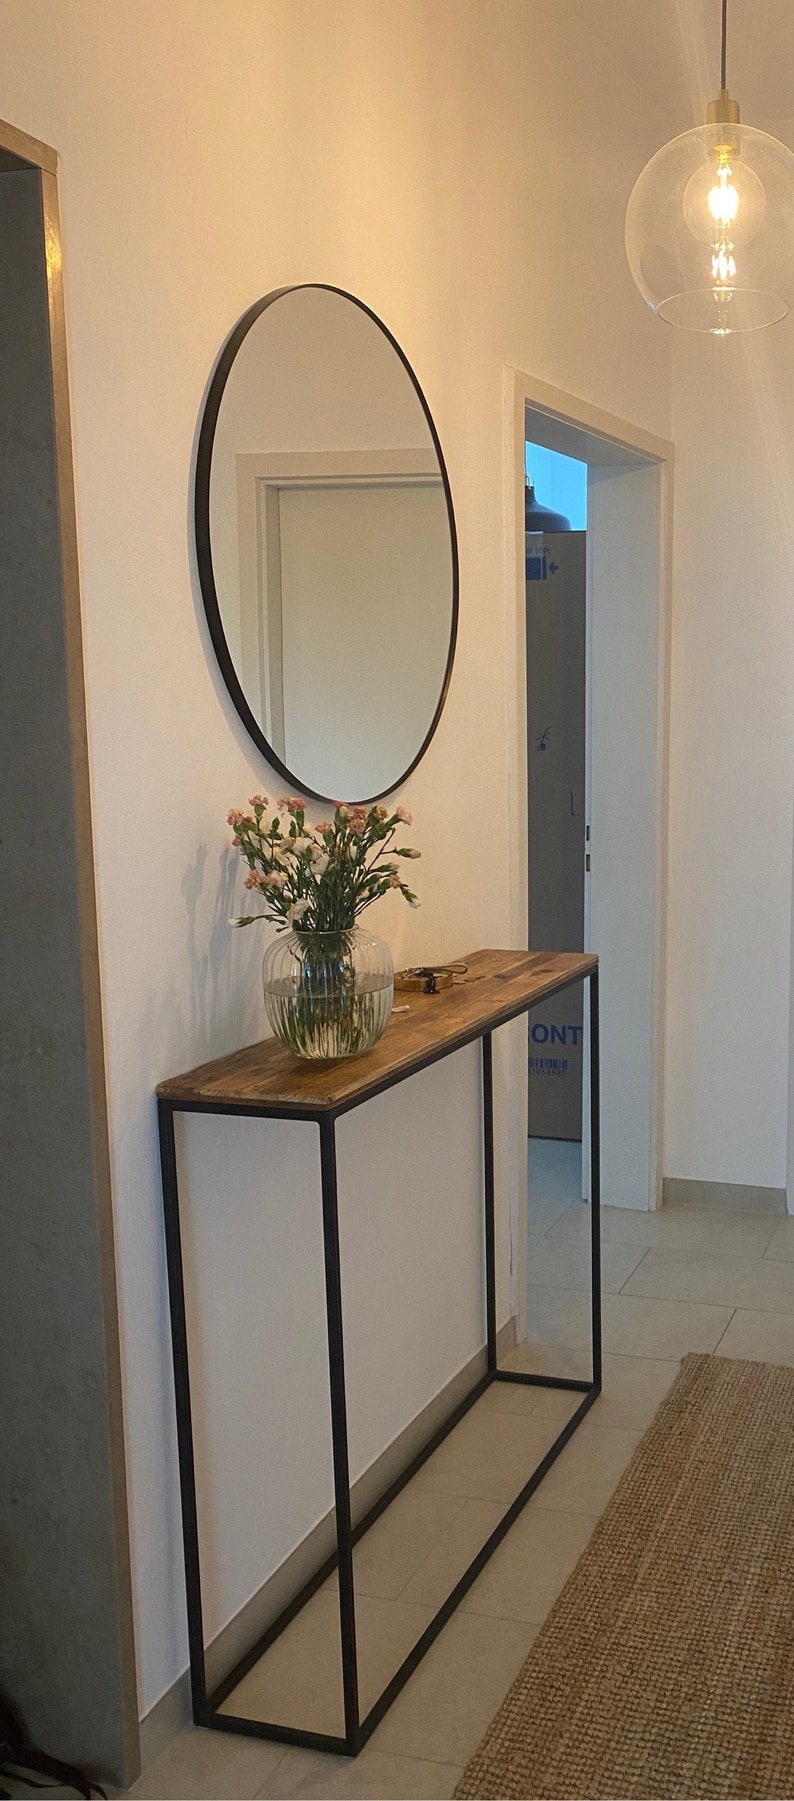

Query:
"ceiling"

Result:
[[565, 0, 794, 133]]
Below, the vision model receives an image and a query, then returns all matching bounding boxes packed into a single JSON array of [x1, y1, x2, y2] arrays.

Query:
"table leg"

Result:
[[482, 1032, 497, 1374], [318, 1116, 360, 1754], [157, 1098, 207, 1722]]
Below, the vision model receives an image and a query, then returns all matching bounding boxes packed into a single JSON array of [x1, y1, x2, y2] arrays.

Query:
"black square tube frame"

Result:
[[157, 966, 601, 1758]]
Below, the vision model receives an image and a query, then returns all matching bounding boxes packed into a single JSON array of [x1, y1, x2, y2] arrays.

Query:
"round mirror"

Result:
[[195, 285, 458, 803]]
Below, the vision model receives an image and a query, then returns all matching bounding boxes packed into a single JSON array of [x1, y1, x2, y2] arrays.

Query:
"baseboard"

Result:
[[663, 1177, 786, 1215], [139, 1315, 517, 1770], [138, 1671, 192, 1775]]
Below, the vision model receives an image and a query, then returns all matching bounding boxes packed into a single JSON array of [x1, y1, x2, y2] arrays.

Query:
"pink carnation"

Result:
[[248, 794, 268, 810], [396, 805, 413, 825]]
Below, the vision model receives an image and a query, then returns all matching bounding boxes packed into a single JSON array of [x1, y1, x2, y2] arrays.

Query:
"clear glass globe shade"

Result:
[[626, 121, 794, 332]]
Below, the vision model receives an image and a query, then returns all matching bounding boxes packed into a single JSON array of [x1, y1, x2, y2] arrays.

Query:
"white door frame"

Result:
[[504, 368, 674, 1334]]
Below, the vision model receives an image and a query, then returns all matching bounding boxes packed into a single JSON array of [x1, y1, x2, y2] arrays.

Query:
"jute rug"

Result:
[[455, 1353, 794, 1800]]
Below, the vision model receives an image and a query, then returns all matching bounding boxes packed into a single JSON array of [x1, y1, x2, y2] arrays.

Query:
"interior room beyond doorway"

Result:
[[515, 378, 672, 1257], [526, 438, 587, 1191]]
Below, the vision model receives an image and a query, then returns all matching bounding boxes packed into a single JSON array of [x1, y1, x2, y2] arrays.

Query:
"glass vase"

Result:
[[262, 927, 394, 1060]]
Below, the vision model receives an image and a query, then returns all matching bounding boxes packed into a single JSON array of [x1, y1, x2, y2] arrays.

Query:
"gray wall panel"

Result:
[[0, 164, 138, 1785]]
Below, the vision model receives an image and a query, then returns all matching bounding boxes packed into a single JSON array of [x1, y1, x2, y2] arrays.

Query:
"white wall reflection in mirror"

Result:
[[205, 287, 456, 801]]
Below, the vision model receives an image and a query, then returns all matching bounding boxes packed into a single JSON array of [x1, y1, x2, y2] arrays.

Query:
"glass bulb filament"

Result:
[[710, 159, 738, 312], [708, 163, 740, 226], [712, 246, 736, 282]]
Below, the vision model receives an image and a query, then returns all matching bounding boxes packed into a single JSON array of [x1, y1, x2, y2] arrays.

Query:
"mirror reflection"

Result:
[[204, 286, 456, 801]]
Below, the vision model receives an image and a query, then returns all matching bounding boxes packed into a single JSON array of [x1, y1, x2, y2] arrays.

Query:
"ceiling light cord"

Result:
[[721, 0, 728, 92]]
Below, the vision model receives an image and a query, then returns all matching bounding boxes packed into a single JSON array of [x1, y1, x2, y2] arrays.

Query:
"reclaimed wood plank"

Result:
[[157, 948, 597, 1113]]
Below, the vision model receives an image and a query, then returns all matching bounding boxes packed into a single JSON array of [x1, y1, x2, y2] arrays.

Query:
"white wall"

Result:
[[666, 275, 794, 1190], [0, 0, 672, 1717], [180, 1053, 483, 1647]]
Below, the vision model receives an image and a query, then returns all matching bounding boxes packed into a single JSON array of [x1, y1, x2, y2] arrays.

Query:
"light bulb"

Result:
[[705, 159, 741, 323], [708, 164, 739, 225], [683, 150, 766, 246], [679, 142, 769, 328]]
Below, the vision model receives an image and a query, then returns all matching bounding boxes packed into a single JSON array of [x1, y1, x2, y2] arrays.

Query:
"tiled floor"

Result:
[[131, 1144, 794, 1801]]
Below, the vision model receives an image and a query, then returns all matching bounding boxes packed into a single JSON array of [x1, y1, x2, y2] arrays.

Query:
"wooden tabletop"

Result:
[[157, 948, 597, 1115]]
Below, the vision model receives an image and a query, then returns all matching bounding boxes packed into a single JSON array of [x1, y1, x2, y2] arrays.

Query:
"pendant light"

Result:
[[625, 0, 794, 333], [525, 478, 571, 534]]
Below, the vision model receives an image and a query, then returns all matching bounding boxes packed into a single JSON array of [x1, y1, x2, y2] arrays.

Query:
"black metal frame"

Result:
[[158, 966, 601, 1757], [193, 283, 460, 807]]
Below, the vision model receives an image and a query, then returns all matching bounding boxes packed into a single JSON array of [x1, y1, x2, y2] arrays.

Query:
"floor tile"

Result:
[[525, 1352, 678, 1430], [586, 1353, 679, 1428], [522, 1285, 695, 1370], [764, 1216, 794, 1261], [548, 1202, 779, 1256], [475, 1376, 543, 1416], [526, 1236, 647, 1293], [130, 1724, 285, 1799], [501, 1338, 585, 1378], [528, 1420, 641, 1515], [526, 1284, 591, 1349], [622, 1247, 794, 1314], [602, 1292, 733, 1359], [324, 1488, 466, 1599], [411, 1403, 561, 1503], [528, 1192, 579, 1234], [715, 1307, 794, 1366], [220, 1590, 433, 1738], [523, 1385, 584, 1424], [460, 1498, 597, 1622], [254, 1747, 349, 1799], [399, 1499, 505, 1607], [256, 1746, 462, 1799], [620, 1247, 762, 1307], [369, 1611, 540, 1766]]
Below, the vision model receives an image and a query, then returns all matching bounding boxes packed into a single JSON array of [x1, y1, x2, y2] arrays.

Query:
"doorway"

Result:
[[526, 441, 587, 1178], [506, 372, 674, 1336]]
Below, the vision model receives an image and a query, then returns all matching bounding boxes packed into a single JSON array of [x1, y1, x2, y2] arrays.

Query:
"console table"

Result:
[[157, 947, 601, 1757]]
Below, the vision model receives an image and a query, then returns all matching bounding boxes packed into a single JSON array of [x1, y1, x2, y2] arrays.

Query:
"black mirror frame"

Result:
[[194, 283, 460, 806]]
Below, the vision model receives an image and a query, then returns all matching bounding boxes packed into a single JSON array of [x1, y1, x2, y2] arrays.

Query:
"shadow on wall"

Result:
[[182, 842, 264, 1060]]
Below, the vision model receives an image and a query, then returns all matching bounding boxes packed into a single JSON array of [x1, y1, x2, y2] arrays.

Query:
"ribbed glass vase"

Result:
[[262, 927, 394, 1060]]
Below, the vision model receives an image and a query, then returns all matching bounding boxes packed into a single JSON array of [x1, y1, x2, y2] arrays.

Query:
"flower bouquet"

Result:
[[228, 796, 420, 1059]]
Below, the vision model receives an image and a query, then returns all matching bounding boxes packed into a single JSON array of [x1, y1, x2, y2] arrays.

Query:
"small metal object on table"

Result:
[[157, 947, 601, 1757]]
